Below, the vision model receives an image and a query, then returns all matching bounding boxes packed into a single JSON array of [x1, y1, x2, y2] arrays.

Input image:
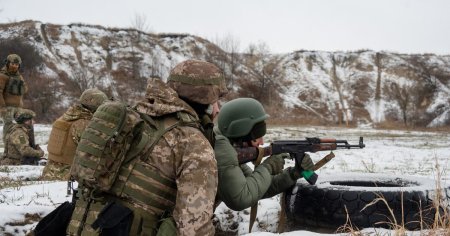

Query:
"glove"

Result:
[[300, 153, 314, 170], [261, 153, 286, 175], [36, 145, 45, 157], [289, 153, 314, 180]]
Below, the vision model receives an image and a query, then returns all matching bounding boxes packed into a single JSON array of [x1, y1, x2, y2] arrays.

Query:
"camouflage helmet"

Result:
[[5, 54, 22, 65], [79, 88, 108, 112], [14, 109, 36, 123], [167, 60, 228, 105], [218, 98, 269, 139]]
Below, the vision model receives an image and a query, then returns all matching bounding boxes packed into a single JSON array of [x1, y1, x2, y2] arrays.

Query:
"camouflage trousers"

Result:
[[1, 106, 20, 141], [0, 156, 21, 165], [41, 160, 72, 181]]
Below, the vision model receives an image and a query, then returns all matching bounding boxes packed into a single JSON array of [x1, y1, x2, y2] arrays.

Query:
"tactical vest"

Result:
[[68, 101, 200, 236], [47, 118, 77, 165], [6, 75, 25, 95]]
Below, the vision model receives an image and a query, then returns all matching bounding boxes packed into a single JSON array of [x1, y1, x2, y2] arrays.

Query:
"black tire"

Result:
[[285, 173, 450, 231]]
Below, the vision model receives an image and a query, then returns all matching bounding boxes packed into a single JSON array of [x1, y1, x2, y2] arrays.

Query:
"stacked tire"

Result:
[[285, 173, 450, 231]]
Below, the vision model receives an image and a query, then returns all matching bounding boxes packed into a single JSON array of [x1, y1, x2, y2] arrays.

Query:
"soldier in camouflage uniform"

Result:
[[41, 88, 108, 180], [214, 98, 315, 210], [67, 60, 225, 236], [0, 54, 28, 141], [0, 109, 44, 165], [167, 59, 228, 145]]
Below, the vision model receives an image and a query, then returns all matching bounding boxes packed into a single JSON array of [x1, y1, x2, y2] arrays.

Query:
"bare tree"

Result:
[[387, 82, 412, 126], [24, 72, 62, 122], [130, 12, 152, 33], [240, 41, 282, 106], [212, 34, 241, 87], [71, 67, 97, 95]]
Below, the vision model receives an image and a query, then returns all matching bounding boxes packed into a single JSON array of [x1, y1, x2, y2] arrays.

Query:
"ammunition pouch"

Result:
[[6, 76, 25, 95], [91, 202, 134, 236], [34, 201, 75, 236], [156, 216, 176, 236]]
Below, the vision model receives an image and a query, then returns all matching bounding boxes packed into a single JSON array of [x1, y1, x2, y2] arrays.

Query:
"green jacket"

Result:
[[214, 127, 298, 211]]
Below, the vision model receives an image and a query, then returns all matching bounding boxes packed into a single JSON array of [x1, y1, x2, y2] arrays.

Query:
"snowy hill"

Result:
[[1, 21, 450, 127]]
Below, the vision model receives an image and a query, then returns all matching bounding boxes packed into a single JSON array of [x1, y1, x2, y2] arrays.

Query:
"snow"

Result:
[[1, 125, 449, 235]]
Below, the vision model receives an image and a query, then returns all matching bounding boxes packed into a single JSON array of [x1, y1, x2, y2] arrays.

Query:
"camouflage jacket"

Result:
[[63, 104, 92, 143], [0, 66, 27, 108], [3, 123, 44, 163], [213, 127, 297, 211], [131, 78, 218, 235], [42, 104, 92, 180]]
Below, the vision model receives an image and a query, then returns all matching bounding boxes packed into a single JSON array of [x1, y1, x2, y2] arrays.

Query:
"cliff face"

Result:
[[1, 21, 450, 127]]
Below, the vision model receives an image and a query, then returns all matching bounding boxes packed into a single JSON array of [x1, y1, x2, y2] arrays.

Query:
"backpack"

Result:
[[70, 101, 149, 192], [68, 100, 200, 235], [47, 118, 76, 165]]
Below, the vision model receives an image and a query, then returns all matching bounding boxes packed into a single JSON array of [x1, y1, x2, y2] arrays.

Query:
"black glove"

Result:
[[261, 153, 286, 175]]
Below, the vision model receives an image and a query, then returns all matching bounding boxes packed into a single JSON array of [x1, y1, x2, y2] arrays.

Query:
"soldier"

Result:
[[67, 60, 225, 236], [214, 98, 315, 210], [41, 88, 108, 180], [0, 54, 27, 141], [0, 109, 44, 165], [166, 59, 228, 145]]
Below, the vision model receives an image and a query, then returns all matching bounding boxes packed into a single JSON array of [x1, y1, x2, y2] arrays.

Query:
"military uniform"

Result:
[[213, 127, 298, 210], [213, 98, 311, 211], [68, 79, 217, 236], [0, 54, 27, 141], [41, 104, 93, 180], [0, 110, 44, 165], [42, 88, 107, 180]]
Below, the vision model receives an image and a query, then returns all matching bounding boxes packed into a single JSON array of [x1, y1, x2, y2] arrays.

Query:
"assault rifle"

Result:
[[235, 137, 365, 185], [22, 126, 40, 165]]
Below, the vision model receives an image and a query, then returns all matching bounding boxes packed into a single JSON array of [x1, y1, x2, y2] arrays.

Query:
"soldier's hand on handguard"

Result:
[[261, 153, 286, 175]]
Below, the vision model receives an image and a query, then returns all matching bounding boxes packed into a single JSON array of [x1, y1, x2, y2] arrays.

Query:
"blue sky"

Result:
[[1, 0, 449, 54]]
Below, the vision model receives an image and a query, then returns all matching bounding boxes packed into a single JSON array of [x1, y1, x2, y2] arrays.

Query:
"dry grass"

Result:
[[336, 159, 450, 236]]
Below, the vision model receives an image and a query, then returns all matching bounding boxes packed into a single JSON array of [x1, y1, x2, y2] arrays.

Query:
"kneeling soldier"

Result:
[[0, 109, 44, 165]]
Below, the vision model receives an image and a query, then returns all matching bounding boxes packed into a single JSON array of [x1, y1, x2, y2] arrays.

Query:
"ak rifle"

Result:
[[235, 137, 365, 185]]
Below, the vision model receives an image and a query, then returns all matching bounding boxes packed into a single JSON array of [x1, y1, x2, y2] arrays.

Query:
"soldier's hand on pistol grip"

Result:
[[300, 153, 314, 170], [36, 145, 45, 157], [289, 153, 314, 180], [261, 153, 286, 175]]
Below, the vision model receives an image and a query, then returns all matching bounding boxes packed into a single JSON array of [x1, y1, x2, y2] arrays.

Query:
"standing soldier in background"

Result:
[[0, 109, 44, 165], [0, 54, 27, 141], [41, 88, 108, 180]]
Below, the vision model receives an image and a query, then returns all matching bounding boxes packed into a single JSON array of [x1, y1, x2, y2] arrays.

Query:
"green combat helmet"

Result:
[[5, 54, 22, 65], [80, 88, 108, 112], [167, 59, 228, 105], [14, 109, 36, 124], [218, 98, 269, 139]]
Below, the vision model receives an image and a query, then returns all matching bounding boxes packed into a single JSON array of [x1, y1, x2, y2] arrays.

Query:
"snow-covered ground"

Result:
[[0, 124, 449, 235]]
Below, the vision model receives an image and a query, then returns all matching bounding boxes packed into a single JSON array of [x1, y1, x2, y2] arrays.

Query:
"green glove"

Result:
[[261, 153, 286, 175]]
